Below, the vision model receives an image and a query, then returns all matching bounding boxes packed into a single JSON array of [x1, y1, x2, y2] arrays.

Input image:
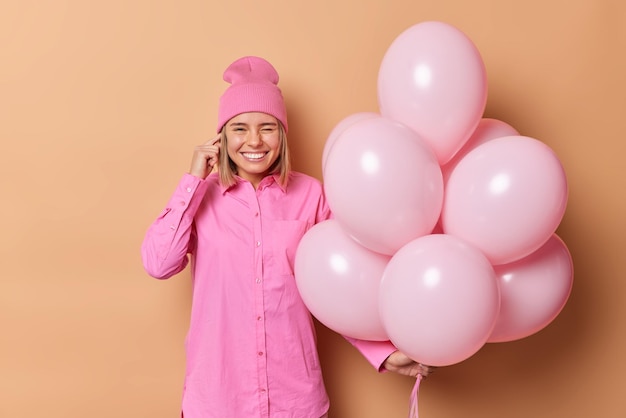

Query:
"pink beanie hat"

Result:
[[217, 56, 288, 133]]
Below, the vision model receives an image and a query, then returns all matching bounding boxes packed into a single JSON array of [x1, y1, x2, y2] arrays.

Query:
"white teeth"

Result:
[[243, 153, 265, 159]]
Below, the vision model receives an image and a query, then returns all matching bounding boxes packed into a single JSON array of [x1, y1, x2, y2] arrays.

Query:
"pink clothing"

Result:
[[141, 172, 396, 418]]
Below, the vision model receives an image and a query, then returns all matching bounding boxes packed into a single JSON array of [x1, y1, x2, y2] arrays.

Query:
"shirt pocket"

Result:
[[267, 219, 310, 275]]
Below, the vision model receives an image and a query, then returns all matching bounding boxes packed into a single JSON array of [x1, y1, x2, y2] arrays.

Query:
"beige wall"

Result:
[[1, 0, 624, 417]]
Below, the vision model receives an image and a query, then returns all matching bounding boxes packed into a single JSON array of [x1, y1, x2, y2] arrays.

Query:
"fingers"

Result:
[[417, 363, 435, 378], [198, 135, 221, 153], [204, 134, 221, 146], [189, 135, 222, 179], [197, 135, 222, 154]]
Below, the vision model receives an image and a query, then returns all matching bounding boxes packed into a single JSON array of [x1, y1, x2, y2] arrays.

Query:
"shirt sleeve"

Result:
[[141, 174, 209, 279], [343, 337, 397, 372]]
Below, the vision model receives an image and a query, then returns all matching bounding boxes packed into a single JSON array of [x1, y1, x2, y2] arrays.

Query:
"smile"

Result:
[[242, 152, 267, 160]]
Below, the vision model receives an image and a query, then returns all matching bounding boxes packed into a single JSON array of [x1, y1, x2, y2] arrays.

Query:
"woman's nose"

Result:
[[246, 130, 262, 146]]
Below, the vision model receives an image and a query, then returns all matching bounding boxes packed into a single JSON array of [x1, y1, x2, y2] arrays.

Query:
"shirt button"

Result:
[[179, 201, 186, 206], [258, 351, 264, 356], [255, 277, 261, 284], [170, 225, 176, 230], [186, 187, 192, 193], [257, 316, 262, 321], [256, 241, 261, 247]]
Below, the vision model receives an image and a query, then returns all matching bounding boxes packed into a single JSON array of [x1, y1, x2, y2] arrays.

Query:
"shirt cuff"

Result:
[[346, 338, 398, 372]]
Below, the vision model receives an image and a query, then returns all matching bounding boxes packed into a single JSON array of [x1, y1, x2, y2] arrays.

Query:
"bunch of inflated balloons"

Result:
[[295, 21, 572, 368]]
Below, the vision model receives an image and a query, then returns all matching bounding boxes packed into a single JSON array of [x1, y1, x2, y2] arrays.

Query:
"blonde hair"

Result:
[[218, 121, 291, 188]]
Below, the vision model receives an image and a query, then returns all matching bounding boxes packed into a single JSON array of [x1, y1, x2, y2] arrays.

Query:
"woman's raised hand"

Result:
[[189, 135, 221, 179]]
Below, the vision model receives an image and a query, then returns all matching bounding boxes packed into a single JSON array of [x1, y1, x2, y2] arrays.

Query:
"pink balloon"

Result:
[[323, 116, 443, 255], [379, 234, 500, 367], [442, 118, 519, 184], [378, 21, 488, 165], [322, 112, 379, 175], [442, 136, 568, 265], [488, 234, 573, 343], [295, 219, 391, 341], [435, 118, 519, 231]]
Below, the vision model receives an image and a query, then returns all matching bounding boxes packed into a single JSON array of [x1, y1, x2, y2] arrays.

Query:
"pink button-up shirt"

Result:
[[141, 172, 396, 418]]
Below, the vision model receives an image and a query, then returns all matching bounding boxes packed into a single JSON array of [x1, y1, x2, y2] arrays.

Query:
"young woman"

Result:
[[141, 56, 431, 418]]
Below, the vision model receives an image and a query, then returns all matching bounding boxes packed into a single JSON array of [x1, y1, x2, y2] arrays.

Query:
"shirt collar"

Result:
[[219, 173, 286, 194]]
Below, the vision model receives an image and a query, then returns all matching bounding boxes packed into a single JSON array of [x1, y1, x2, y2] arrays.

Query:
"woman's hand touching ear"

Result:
[[189, 135, 221, 179]]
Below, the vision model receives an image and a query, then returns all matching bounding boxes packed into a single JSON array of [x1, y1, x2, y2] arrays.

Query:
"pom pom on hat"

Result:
[[217, 56, 288, 133]]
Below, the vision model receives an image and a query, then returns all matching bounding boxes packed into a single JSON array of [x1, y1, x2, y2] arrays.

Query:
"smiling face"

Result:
[[224, 112, 282, 188]]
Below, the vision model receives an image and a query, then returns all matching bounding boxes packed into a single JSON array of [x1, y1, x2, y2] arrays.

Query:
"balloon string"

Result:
[[408, 374, 422, 418]]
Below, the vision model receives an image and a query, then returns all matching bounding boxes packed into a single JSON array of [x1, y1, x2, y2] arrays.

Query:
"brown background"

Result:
[[1, 1, 624, 417]]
